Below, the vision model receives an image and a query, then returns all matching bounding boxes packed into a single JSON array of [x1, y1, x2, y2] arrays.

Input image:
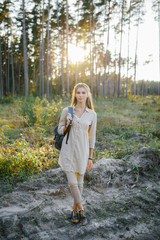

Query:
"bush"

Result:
[[0, 96, 14, 104], [19, 96, 37, 126], [0, 136, 59, 181], [18, 95, 63, 127]]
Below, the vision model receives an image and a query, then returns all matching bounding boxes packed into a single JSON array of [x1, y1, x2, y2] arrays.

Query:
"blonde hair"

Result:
[[71, 83, 94, 110]]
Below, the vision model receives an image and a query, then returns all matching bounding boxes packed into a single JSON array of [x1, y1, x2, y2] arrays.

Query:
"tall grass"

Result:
[[94, 96, 160, 159]]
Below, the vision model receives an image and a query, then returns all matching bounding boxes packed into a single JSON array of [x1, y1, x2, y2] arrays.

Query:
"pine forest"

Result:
[[0, 0, 160, 99]]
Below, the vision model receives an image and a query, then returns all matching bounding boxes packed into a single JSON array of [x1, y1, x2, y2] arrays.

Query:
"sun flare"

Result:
[[68, 44, 87, 63]]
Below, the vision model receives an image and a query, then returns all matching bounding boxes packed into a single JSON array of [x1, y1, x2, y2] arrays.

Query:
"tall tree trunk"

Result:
[[41, 0, 45, 98], [61, 37, 65, 97], [90, 23, 93, 95], [103, 0, 108, 97], [98, 72, 101, 97], [5, 53, 7, 96], [22, 0, 29, 98], [113, 72, 117, 97], [5, 41, 9, 94], [49, 53, 52, 96], [93, 26, 99, 97], [75, 1, 80, 85], [0, 38, 3, 99], [11, 42, 15, 97], [39, 2, 42, 96], [141, 80, 144, 97], [39, 44, 42, 96], [145, 81, 148, 96], [134, 5, 140, 95], [57, 0, 64, 96], [33, 62, 35, 83], [7, 42, 10, 94], [90, 0, 94, 95], [158, 1, 160, 95], [46, 0, 50, 100], [113, 27, 117, 97], [118, 0, 125, 98], [66, 0, 69, 96], [18, 61, 21, 95], [107, 0, 111, 98], [10, 17, 15, 97], [96, 73, 100, 97], [126, 0, 131, 98]]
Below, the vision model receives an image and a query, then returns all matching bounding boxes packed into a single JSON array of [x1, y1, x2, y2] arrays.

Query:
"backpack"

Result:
[[54, 107, 73, 150]]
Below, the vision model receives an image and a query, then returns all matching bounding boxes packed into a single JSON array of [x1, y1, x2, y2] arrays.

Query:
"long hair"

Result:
[[71, 83, 94, 110]]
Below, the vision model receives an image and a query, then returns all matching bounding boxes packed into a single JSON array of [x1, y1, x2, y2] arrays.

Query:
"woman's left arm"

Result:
[[88, 111, 97, 149], [87, 148, 94, 169], [87, 112, 97, 169]]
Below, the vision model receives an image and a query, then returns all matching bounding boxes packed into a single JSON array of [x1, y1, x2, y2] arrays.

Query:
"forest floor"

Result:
[[0, 95, 160, 239], [0, 146, 160, 240]]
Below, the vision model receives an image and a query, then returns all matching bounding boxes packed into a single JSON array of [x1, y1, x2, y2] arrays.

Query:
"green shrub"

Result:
[[0, 96, 14, 104], [19, 100, 37, 126]]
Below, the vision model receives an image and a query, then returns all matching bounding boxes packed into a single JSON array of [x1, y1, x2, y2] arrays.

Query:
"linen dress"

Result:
[[58, 106, 97, 175]]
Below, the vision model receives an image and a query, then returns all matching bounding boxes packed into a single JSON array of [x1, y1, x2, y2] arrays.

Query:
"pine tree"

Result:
[[0, 38, 3, 99], [22, 0, 29, 97]]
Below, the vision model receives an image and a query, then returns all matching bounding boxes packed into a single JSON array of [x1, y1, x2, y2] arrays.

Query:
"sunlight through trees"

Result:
[[0, 0, 159, 98]]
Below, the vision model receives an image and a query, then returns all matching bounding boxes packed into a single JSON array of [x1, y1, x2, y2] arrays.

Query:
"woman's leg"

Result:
[[75, 173, 84, 209], [65, 171, 84, 210], [77, 173, 84, 195], [65, 171, 87, 223]]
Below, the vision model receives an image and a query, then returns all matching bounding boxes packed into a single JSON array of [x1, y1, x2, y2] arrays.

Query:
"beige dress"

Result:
[[58, 106, 97, 175]]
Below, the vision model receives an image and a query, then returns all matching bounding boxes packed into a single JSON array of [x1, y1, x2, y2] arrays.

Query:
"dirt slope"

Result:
[[0, 146, 160, 240]]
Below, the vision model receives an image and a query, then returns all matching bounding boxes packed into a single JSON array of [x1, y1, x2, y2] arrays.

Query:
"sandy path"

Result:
[[0, 147, 160, 240]]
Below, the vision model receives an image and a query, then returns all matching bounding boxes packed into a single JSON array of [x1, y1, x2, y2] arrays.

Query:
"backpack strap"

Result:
[[68, 106, 73, 122], [66, 107, 73, 144]]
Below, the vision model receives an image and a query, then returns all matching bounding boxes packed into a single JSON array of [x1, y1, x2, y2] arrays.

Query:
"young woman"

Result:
[[58, 83, 97, 224]]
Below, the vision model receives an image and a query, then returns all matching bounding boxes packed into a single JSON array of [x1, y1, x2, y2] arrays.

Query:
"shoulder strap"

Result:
[[68, 106, 73, 123], [65, 107, 73, 144]]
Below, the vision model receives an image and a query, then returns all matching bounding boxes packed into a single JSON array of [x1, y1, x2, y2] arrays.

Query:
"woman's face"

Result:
[[75, 87, 88, 104]]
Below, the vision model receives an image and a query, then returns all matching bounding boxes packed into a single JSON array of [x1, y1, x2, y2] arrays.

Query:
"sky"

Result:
[[68, 0, 159, 82], [132, 0, 159, 82], [104, 0, 159, 82]]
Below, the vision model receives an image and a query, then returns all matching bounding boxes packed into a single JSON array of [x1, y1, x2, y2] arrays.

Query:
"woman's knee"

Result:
[[68, 182, 78, 190], [65, 171, 77, 184]]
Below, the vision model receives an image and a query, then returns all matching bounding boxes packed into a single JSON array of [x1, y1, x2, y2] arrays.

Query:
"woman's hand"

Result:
[[86, 159, 93, 170], [65, 113, 72, 130], [66, 113, 72, 123]]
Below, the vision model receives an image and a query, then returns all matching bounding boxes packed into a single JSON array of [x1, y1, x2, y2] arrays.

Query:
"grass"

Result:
[[0, 94, 160, 183], [94, 95, 160, 160]]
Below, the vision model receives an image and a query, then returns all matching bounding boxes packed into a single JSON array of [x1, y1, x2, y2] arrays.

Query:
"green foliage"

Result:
[[94, 95, 160, 161], [131, 164, 139, 173], [0, 132, 59, 182], [0, 96, 14, 104], [18, 95, 63, 127], [19, 95, 37, 126], [0, 95, 63, 182], [0, 95, 160, 183]]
